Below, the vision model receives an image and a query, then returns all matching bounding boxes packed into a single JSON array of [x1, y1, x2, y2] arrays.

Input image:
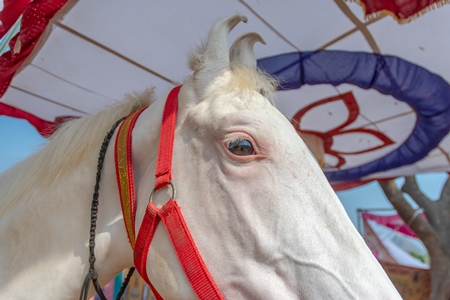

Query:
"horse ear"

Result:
[[229, 32, 266, 69], [188, 15, 246, 77], [189, 15, 247, 72], [184, 15, 248, 104], [203, 14, 247, 67]]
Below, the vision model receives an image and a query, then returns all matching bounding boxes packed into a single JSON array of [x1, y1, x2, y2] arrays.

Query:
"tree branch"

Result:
[[378, 180, 442, 256], [401, 176, 434, 214], [439, 175, 450, 204]]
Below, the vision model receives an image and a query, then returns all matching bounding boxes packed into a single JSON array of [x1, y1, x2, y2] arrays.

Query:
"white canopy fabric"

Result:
[[1, 0, 450, 189]]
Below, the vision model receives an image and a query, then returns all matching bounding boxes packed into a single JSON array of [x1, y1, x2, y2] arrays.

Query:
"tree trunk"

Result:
[[379, 177, 450, 300]]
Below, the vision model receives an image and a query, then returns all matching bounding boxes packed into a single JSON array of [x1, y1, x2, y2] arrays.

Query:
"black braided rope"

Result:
[[116, 267, 135, 299], [79, 117, 135, 300]]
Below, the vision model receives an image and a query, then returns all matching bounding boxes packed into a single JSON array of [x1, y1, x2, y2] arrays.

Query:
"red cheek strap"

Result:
[[116, 85, 224, 300]]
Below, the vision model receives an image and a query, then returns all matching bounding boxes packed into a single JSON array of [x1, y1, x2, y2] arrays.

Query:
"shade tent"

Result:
[[1, 0, 450, 189]]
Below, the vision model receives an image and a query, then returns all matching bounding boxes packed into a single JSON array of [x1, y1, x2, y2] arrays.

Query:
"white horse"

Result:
[[0, 15, 401, 299]]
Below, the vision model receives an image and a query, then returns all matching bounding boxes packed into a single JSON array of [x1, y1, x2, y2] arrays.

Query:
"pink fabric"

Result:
[[362, 212, 425, 238]]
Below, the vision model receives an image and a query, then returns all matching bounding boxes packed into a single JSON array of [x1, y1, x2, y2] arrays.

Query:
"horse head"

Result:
[[130, 15, 401, 299]]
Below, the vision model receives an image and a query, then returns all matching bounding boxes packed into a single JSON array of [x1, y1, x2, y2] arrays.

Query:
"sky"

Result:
[[1, 115, 448, 232]]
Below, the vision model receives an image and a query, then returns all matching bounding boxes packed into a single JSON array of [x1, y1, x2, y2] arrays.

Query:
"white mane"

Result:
[[0, 88, 155, 218]]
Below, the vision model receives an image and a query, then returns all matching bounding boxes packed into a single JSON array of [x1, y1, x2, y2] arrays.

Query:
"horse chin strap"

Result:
[[115, 86, 224, 299]]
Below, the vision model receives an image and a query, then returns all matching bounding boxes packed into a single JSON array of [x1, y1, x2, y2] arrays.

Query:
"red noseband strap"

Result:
[[115, 86, 224, 300]]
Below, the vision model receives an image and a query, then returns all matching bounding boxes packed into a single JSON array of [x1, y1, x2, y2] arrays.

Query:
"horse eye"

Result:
[[227, 138, 254, 156]]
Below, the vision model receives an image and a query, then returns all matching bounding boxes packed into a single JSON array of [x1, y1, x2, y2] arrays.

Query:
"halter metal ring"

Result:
[[149, 181, 176, 203]]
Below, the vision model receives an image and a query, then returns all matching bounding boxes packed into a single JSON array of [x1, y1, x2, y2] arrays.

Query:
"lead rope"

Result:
[[79, 117, 135, 300]]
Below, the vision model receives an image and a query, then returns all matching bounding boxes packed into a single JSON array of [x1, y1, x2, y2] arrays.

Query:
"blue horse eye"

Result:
[[227, 138, 254, 156]]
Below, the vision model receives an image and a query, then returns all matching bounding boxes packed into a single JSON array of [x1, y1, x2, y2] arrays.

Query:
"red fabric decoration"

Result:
[[357, 0, 447, 23], [331, 179, 373, 191], [0, 102, 54, 136], [331, 177, 397, 191], [0, 103, 78, 136], [0, 0, 30, 38], [0, 0, 68, 123]]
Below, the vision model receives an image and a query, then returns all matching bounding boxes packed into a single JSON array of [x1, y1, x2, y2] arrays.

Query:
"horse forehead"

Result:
[[192, 91, 273, 123]]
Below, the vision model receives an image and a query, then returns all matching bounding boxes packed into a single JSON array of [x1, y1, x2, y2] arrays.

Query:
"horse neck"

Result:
[[0, 99, 164, 299]]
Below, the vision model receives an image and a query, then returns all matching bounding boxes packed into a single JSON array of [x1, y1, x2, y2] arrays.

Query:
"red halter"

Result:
[[114, 86, 224, 299]]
